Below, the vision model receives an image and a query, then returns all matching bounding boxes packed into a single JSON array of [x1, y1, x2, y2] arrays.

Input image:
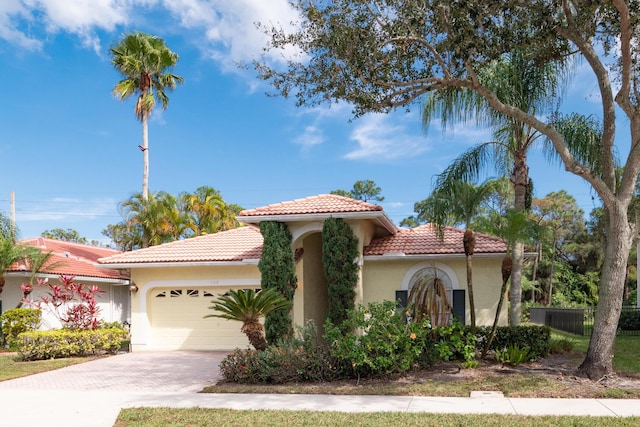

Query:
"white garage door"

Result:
[[148, 286, 258, 350]]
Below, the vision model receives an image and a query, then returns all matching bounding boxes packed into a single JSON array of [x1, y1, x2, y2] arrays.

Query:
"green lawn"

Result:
[[0, 353, 93, 381], [550, 330, 640, 374], [114, 408, 640, 427]]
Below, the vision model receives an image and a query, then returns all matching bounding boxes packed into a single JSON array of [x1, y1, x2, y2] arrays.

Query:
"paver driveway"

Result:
[[0, 351, 228, 392]]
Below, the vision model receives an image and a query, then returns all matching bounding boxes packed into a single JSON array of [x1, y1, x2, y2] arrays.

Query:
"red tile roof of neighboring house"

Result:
[[239, 194, 384, 216], [364, 224, 507, 256], [8, 238, 127, 281], [98, 226, 263, 265]]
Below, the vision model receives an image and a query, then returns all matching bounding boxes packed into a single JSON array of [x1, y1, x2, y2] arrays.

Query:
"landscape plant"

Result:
[[25, 275, 105, 330], [111, 31, 183, 201], [205, 288, 291, 351], [258, 221, 297, 344], [0, 308, 41, 350], [322, 217, 360, 328], [324, 300, 435, 379], [17, 328, 127, 360]]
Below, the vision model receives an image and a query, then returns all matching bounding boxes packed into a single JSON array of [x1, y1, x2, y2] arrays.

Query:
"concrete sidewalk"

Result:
[[1, 389, 639, 427]]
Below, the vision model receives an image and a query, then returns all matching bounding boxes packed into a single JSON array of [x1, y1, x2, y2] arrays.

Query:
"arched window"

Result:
[[407, 267, 454, 326]]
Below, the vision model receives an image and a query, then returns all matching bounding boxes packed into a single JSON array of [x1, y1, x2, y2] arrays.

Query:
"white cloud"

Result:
[[0, 0, 43, 50], [1, 0, 301, 72], [293, 125, 324, 148], [162, 0, 301, 72], [345, 113, 430, 161]]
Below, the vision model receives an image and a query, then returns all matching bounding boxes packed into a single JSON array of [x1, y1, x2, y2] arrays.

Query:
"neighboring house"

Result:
[[1, 238, 130, 329], [97, 194, 512, 352]]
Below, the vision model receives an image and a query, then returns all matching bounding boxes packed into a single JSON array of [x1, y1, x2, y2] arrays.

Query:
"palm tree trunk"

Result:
[[463, 229, 476, 332], [482, 254, 512, 358], [142, 114, 149, 201], [241, 321, 268, 351], [509, 150, 528, 325]]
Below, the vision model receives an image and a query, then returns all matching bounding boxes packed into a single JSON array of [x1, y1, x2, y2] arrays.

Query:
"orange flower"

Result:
[[410, 333, 417, 340]]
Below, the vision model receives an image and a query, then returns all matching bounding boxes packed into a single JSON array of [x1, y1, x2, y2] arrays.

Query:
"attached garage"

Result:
[[147, 285, 259, 350]]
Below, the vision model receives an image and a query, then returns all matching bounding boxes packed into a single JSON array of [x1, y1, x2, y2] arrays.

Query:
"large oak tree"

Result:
[[255, 1, 640, 380]]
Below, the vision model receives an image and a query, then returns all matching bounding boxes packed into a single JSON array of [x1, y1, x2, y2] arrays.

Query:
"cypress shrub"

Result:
[[258, 221, 297, 344], [322, 217, 360, 327]]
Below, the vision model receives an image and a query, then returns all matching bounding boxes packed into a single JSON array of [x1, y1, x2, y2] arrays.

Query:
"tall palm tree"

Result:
[[414, 180, 497, 331], [423, 49, 568, 325], [111, 32, 183, 200], [205, 288, 291, 350]]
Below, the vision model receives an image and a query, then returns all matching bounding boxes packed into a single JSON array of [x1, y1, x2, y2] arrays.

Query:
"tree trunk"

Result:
[[482, 254, 512, 358], [142, 113, 149, 201], [463, 229, 476, 332], [532, 242, 541, 302], [577, 206, 631, 380], [547, 241, 557, 306], [509, 241, 524, 325], [509, 150, 528, 325], [242, 321, 268, 351]]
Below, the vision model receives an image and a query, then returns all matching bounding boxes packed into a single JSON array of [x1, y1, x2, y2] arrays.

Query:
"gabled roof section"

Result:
[[364, 224, 507, 256], [240, 194, 383, 216], [8, 237, 127, 281], [239, 194, 397, 235], [98, 226, 263, 266]]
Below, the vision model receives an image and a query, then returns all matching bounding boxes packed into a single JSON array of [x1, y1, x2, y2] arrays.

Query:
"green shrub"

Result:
[[433, 319, 477, 364], [324, 300, 434, 378], [496, 344, 532, 366], [617, 310, 640, 331], [476, 325, 550, 359], [219, 321, 340, 384], [549, 336, 575, 353], [17, 328, 128, 360], [1, 308, 41, 350]]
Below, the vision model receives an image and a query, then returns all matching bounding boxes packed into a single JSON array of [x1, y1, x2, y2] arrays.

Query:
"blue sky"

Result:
[[0, 1, 610, 244]]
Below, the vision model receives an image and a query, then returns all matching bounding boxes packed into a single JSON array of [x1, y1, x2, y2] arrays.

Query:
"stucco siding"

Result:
[[362, 257, 508, 327]]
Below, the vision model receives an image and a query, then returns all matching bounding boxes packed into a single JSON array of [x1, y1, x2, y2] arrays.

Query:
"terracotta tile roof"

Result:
[[8, 238, 127, 280], [239, 194, 383, 216], [364, 224, 507, 256], [98, 226, 263, 265]]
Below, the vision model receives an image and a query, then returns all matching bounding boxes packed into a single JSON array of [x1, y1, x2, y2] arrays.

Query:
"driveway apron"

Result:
[[0, 351, 227, 392]]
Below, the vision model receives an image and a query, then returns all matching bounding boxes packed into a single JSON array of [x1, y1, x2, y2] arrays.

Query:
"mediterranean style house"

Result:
[[97, 194, 510, 352]]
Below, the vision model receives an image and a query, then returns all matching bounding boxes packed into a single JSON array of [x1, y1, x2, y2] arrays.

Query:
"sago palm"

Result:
[[111, 32, 183, 200], [205, 288, 291, 351]]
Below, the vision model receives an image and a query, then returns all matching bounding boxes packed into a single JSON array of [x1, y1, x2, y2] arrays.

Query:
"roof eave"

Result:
[[364, 251, 535, 261], [4, 272, 129, 284], [240, 211, 397, 234], [95, 259, 260, 269]]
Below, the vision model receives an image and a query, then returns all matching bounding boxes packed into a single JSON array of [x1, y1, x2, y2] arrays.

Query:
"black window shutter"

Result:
[[452, 289, 466, 325]]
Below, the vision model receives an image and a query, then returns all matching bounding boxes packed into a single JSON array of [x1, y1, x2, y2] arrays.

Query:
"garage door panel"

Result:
[[148, 286, 258, 350]]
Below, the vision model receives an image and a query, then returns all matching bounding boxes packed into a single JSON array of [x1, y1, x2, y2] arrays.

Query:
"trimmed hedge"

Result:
[[17, 328, 128, 360], [476, 325, 551, 359], [1, 308, 41, 349], [618, 310, 640, 331]]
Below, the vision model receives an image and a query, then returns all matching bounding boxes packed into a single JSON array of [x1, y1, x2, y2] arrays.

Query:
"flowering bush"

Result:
[[24, 275, 105, 330], [324, 300, 435, 378]]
